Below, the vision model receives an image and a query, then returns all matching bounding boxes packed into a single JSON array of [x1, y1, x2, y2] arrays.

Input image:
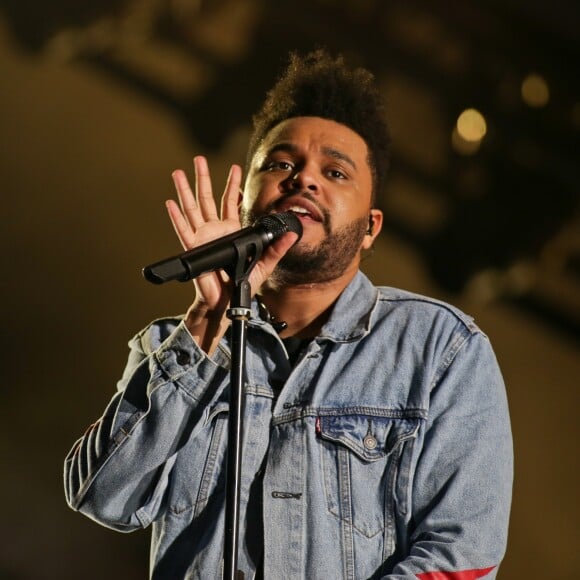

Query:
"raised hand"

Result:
[[167, 156, 242, 311], [166, 156, 297, 353]]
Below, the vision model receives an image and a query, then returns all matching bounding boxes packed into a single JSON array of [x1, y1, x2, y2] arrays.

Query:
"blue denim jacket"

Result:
[[65, 271, 512, 579]]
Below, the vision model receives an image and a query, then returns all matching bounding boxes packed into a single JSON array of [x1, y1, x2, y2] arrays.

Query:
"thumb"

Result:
[[249, 231, 300, 288]]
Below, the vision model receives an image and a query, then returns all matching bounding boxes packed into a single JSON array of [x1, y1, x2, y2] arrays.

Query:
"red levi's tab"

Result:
[[416, 567, 495, 580]]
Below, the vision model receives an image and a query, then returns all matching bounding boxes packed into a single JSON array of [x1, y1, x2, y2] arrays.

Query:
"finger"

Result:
[[166, 199, 196, 250], [172, 169, 204, 230], [250, 232, 299, 289], [194, 268, 231, 310], [221, 164, 243, 222], [194, 156, 219, 222]]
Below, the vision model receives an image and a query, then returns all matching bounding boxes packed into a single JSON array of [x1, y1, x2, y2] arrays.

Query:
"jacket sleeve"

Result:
[[386, 329, 513, 579], [64, 318, 229, 532]]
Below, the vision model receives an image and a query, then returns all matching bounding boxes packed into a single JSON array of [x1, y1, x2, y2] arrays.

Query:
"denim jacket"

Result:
[[65, 271, 513, 579]]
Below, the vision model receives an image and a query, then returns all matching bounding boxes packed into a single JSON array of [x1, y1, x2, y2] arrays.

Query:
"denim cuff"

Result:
[[151, 320, 228, 401]]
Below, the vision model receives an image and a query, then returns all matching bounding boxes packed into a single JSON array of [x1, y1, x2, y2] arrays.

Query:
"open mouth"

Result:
[[277, 198, 323, 222], [286, 205, 317, 221]]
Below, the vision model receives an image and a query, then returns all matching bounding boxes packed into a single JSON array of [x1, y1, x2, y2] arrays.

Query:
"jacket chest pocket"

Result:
[[317, 413, 420, 539]]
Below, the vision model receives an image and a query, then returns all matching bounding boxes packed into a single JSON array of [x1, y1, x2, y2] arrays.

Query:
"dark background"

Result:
[[1, 1, 578, 578]]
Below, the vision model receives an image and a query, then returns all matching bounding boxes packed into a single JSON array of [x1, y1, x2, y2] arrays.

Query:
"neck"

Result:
[[258, 268, 358, 339]]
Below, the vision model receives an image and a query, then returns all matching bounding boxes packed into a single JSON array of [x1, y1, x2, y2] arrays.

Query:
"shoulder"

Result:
[[373, 286, 484, 337], [129, 315, 186, 356]]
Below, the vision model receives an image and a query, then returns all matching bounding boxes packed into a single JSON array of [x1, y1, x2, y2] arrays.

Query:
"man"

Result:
[[65, 50, 513, 579]]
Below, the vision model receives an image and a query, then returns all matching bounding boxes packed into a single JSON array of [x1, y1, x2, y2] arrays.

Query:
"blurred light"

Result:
[[451, 127, 481, 155], [452, 108, 486, 155], [521, 73, 550, 108], [464, 261, 536, 304], [456, 108, 487, 142]]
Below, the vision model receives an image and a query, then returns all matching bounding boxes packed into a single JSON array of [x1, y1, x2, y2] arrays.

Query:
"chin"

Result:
[[293, 229, 323, 249], [286, 239, 318, 258]]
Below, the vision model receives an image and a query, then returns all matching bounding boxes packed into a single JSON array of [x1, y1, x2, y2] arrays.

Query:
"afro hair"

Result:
[[247, 49, 391, 202]]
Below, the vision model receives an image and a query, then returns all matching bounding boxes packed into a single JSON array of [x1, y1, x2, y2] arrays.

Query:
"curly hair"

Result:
[[247, 49, 391, 203]]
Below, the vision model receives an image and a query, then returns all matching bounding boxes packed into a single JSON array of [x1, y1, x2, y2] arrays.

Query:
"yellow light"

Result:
[[456, 108, 487, 142], [451, 127, 481, 155], [521, 73, 550, 108]]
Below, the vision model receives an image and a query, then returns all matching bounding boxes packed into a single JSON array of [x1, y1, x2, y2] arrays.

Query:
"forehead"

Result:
[[254, 116, 370, 166]]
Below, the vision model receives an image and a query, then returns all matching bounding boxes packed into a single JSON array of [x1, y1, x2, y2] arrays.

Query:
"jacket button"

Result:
[[363, 435, 378, 450], [176, 350, 191, 365]]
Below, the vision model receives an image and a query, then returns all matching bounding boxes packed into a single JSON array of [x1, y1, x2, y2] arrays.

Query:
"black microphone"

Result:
[[142, 212, 303, 284]]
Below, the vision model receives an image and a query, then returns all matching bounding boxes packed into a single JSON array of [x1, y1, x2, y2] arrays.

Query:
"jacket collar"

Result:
[[249, 270, 379, 343]]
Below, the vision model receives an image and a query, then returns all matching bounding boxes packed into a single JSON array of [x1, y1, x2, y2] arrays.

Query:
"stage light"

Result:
[[452, 108, 487, 155], [521, 73, 550, 108], [456, 108, 487, 142]]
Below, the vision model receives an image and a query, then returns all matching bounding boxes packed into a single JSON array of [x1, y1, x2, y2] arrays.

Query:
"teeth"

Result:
[[288, 205, 309, 214]]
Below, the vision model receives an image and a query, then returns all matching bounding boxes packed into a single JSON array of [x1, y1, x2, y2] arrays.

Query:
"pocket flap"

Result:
[[317, 413, 420, 462]]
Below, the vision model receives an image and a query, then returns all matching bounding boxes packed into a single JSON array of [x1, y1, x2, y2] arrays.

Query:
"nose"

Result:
[[287, 167, 318, 192]]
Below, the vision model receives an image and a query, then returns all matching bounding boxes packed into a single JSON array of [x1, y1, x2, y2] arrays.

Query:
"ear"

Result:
[[361, 208, 383, 250]]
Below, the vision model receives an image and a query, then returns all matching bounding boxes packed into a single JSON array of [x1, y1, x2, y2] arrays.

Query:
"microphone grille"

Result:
[[258, 212, 303, 240]]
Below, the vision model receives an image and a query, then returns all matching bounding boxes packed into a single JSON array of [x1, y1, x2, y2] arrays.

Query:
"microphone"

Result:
[[142, 212, 303, 284]]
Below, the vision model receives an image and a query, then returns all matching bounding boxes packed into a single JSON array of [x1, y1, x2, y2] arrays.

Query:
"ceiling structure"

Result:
[[2, 0, 579, 339]]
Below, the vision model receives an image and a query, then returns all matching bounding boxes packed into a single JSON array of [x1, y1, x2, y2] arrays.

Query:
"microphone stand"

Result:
[[143, 215, 303, 578], [222, 238, 264, 580]]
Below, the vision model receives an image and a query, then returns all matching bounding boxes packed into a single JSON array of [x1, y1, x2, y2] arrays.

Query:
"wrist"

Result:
[[184, 299, 230, 355]]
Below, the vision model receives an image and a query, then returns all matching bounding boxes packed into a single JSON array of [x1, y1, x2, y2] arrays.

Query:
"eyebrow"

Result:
[[322, 146, 357, 170], [264, 142, 357, 171]]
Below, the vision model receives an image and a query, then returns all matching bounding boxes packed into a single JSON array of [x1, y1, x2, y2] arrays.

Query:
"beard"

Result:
[[240, 205, 368, 287]]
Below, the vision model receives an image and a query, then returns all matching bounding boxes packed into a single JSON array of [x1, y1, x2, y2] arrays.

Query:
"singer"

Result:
[[64, 50, 512, 579]]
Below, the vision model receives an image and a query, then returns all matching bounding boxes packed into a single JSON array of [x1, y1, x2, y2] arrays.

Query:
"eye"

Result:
[[327, 168, 347, 180], [264, 160, 294, 172]]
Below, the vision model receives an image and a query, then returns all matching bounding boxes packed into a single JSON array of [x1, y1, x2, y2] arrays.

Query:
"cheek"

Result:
[[242, 174, 278, 211], [331, 193, 365, 221], [241, 174, 260, 209]]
